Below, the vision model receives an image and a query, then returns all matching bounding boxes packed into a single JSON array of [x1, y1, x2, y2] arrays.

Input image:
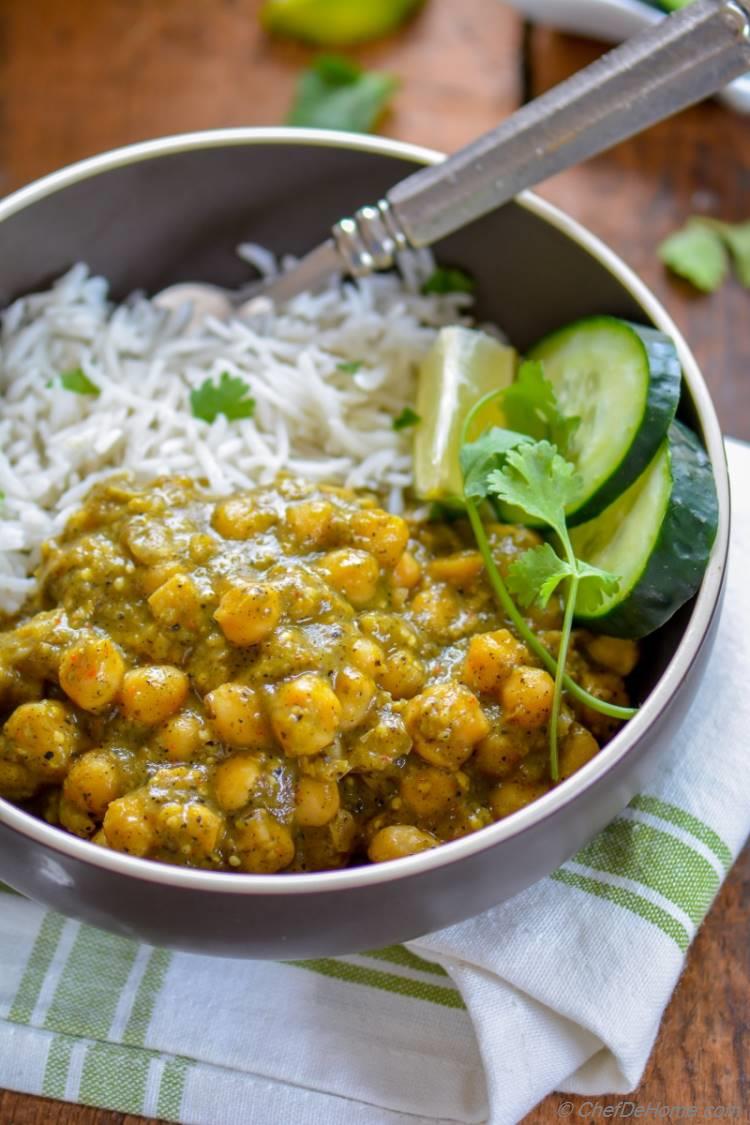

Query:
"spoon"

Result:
[[156, 0, 750, 317]]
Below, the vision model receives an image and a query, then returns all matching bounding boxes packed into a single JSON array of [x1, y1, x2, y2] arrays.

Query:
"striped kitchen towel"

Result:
[[1, 437, 748, 1125]]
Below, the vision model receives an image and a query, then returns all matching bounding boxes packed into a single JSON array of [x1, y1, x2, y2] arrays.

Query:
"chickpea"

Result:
[[156, 800, 224, 858], [349, 508, 409, 569], [63, 749, 122, 817], [59, 635, 125, 711], [427, 551, 484, 588], [318, 548, 379, 608], [155, 710, 207, 761], [463, 629, 529, 696], [348, 635, 386, 679], [405, 683, 490, 770], [400, 766, 459, 818], [213, 754, 263, 812], [4, 700, 79, 779], [576, 671, 629, 739], [234, 809, 295, 873], [295, 777, 341, 827], [585, 635, 639, 677], [139, 560, 182, 597], [58, 795, 97, 838], [376, 649, 425, 701], [501, 666, 554, 730], [212, 496, 277, 539], [329, 807, 357, 853], [474, 728, 528, 778], [0, 758, 38, 800], [147, 572, 203, 631], [120, 665, 189, 724], [286, 499, 336, 549], [410, 585, 459, 637], [368, 824, 438, 863], [334, 665, 376, 731], [214, 582, 281, 647], [489, 780, 549, 819], [559, 725, 600, 780], [268, 673, 341, 757], [103, 793, 154, 856], [392, 551, 421, 589], [205, 683, 272, 750]]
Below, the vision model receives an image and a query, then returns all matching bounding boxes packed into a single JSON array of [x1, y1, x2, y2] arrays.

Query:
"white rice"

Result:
[[0, 254, 473, 615]]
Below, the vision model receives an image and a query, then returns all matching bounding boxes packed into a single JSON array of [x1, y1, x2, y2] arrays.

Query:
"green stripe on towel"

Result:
[[79, 1041, 151, 1115], [9, 913, 66, 1024], [288, 958, 465, 1008], [574, 818, 719, 924], [43, 925, 138, 1039], [42, 1034, 76, 1100], [157, 1056, 191, 1121], [551, 869, 690, 951], [363, 945, 449, 977], [629, 795, 733, 871], [122, 948, 172, 1047]]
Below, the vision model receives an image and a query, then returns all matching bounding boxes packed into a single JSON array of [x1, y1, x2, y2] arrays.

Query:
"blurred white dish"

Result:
[[509, 0, 750, 112]]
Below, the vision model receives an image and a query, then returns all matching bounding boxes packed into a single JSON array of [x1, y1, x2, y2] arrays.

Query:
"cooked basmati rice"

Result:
[[0, 258, 473, 615]]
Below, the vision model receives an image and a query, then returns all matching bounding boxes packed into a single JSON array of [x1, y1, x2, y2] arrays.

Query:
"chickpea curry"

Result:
[[0, 475, 637, 872]]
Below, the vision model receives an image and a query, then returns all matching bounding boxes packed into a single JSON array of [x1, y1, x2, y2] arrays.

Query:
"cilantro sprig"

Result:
[[190, 373, 256, 424], [486, 441, 619, 777], [659, 216, 750, 293], [458, 378, 635, 781]]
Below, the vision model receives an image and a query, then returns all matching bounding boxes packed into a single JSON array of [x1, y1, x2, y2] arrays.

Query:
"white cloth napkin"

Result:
[[1, 439, 747, 1125]]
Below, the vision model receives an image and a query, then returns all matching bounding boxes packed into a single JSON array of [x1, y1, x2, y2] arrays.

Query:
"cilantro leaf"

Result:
[[501, 360, 580, 453], [716, 220, 750, 288], [658, 220, 728, 293], [459, 427, 530, 500], [486, 440, 581, 539], [507, 543, 573, 608], [336, 360, 363, 374], [190, 372, 256, 423], [58, 368, 100, 396], [286, 54, 397, 133], [421, 267, 475, 296], [576, 560, 620, 608], [392, 406, 421, 431]]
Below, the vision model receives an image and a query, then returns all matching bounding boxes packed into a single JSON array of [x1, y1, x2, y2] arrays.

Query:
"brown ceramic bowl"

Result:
[[0, 129, 729, 958]]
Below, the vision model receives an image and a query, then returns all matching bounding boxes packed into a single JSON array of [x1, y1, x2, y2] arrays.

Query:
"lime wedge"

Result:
[[261, 0, 423, 46], [414, 326, 517, 500]]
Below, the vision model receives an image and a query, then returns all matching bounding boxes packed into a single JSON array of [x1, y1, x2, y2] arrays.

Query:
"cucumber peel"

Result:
[[527, 317, 681, 526], [571, 421, 719, 637]]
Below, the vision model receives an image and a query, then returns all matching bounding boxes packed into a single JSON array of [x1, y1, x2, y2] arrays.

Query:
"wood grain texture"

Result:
[[0, 2, 747, 1122]]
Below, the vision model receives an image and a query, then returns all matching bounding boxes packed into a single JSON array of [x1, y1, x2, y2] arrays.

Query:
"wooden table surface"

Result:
[[0, 1, 748, 1121]]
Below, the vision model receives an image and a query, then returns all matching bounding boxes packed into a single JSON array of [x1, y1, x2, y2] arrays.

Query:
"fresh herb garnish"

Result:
[[392, 406, 421, 431], [336, 359, 363, 374], [659, 217, 750, 293], [54, 368, 100, 396], [486, 441, 620, 778], [190, 373, 256, 423], [458, 388, 635, 781], [421, 266, 475, 296], [501, 360, 580, 454], [286, 54, 397, 133]]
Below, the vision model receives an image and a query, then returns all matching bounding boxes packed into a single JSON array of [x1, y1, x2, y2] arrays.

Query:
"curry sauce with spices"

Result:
[[0, 476, 636, 872]]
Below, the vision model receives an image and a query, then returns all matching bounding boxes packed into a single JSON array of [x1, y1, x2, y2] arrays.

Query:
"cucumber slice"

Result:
[[528, 317, 681, 525], [571, 421, 719, 637]]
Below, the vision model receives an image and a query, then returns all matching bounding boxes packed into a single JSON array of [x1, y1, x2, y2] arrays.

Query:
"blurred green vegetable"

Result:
[[641, 0, 694, 10], [262, 0, 424, 47], [658, 216, 750, 293], [286, 55, 398, 132]]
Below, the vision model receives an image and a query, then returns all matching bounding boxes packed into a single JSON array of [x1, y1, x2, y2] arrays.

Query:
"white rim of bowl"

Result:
[[0, 126, 730, 897]]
